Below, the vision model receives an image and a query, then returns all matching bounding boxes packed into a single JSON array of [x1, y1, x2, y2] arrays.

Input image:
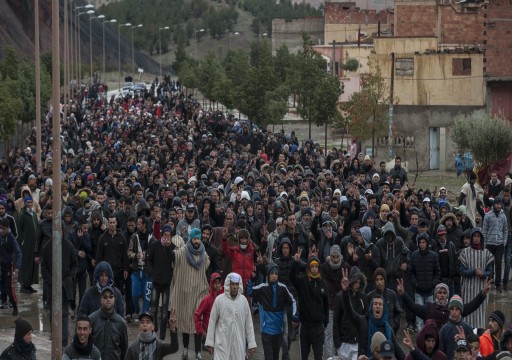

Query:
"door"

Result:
[[429, 128, 440, 170]]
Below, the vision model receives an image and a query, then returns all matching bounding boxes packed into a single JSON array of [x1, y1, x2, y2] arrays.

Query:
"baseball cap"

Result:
[[138, 312, 153, 322], [380, 340, 395, 358], [455, 339, 469, 352]]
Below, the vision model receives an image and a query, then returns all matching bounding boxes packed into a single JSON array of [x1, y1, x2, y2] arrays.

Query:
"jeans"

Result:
[[131, 270, 151, 314], [414, 293, 433, 330], [487, 243, 505, 287], [503, 235, 512, 287], [151, 283, 170, 340], [262, 333, 283, 360], [324, 310, 334, 358], [299, 323, 324, 360]]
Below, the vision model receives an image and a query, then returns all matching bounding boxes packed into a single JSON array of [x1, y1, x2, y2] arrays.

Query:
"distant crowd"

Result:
[[1, 76, 512, 360]]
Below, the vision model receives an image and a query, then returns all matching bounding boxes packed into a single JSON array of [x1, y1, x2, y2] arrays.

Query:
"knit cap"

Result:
[[489, 310, 505, 328], [435, 283, 449, 296], [330, 245, 341, 256], [371, 331, 386, 352], [190, 228, 201, 239], [437, 225, 447, 235], [161, 224, 172, 236], [448, 295, 464, 312], [14, 318, 33, 340]]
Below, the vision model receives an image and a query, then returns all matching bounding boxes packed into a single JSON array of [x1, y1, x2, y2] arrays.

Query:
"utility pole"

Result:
[[51, 0, 63, 357], [388, 52, 395, 159], [35, 0, 41, 173]]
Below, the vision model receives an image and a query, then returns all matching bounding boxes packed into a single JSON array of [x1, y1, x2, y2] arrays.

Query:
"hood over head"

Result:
[[349, 265, 367, 291], [209, 272, 223, 295], [440, 212, 458, 227], [224, 272, 243, 298], [278, 237, 292, 258], [416, 319, 440, 354]]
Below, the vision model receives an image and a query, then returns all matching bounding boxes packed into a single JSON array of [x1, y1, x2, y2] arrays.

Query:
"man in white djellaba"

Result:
[[205, 272, 257, 359]]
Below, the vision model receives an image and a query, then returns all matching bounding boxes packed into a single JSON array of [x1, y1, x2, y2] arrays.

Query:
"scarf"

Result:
[[13, 338, 36, 357], [138, 331, 157, 360], [185, 240, 206, 270], [367, 296, 393, 356], [71, 333, 93, 356], [326, 256, 342, 270], [95, 276, 113, 293]]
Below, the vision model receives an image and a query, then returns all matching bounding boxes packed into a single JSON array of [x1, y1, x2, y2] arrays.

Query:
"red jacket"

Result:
[[194, 273, 223, 334], [222, 238, 255, 290], [479, 330, 497, 356]]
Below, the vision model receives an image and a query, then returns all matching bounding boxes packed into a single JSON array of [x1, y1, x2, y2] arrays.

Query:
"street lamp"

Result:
[[88, 12, 97, 84], [159, 26, 170, 77], [119, 22, 131, 89], [194, 28, 204, 59], [107, 18, 117, 83], [229, 31, 240, 50], [131, 24, 143, 74], [76, 9, 95, 92]]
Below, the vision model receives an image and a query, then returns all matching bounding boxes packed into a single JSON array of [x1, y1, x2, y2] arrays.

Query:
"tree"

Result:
[[451, 110, 512, 167], [343, 64, 390, 158], [0, 78, 22, 142]]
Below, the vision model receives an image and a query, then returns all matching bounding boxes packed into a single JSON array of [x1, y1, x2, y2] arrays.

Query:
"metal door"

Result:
[[429, 128, 440, 170]]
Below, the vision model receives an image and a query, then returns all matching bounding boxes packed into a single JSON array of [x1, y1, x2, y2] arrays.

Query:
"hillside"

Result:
[[0, 0, 159, 76]]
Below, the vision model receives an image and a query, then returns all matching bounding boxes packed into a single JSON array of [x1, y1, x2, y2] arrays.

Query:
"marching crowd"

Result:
[[0, 79, 511, 360]]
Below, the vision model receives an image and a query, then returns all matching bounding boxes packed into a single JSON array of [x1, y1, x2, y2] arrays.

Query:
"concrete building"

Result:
[[272, 17, 325, 55]]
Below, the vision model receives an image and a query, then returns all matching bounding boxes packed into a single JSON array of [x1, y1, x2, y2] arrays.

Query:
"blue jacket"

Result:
[[0, 230, 21, 268], [247, 264, 297, 335]]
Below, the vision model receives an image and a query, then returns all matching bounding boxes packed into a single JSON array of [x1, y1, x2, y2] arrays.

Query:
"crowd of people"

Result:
[[0, 78, 512, 360]]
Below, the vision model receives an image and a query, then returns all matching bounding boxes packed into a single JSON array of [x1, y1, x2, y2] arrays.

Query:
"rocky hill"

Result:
[[0, 0, 159, 74]]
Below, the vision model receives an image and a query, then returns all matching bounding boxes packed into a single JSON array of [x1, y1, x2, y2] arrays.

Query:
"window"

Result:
[[396, 58, 414, 76], [452, 58, 471, 76]]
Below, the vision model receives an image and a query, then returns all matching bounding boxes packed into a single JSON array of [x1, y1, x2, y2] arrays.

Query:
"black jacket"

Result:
[[96, 231, 129, 273], [89, 307, 128, 360], [366, 288, 402, 333], [67, 229, 93, 276], [146, 240, 175, 286], [409, 248, 440, 295], [290, 257, 329, 327], [125, 331, 179, 360], [274, 239, 297, 298], [41, 237, 78, 302]]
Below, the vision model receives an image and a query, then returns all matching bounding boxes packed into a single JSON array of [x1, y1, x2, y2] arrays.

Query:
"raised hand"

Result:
[[483, 277, 492, 294], [256, 251, 264, 264], [341, 267, 349, 291], [309, 245, 317, 258], [293, 248, 302, 262], [396, 278, 405, 296], [403, 329, 415, 350], [454, 326, 466, 341]]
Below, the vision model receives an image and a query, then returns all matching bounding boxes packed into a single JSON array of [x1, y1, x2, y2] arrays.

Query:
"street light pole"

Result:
[[195, 28, 204, 59], [119, 22, 131, 89], [35, 0, 41, 172], [159, 26, 170, 77], [96, 15, 105, 82], [89, 13, 96, 84], [131, 24, 143, 74], [76, 8, 94, 94]]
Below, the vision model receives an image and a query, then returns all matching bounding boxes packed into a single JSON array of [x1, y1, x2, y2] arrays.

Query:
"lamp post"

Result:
[[96, 14, 105, 81], [194, 28, 204, 59], [159, 26, 170, 77], [88, 12, 97, 84], [131, 24, 143, 74], [77, 8, 95, 92], [106, 18, 116, 83], [118, 22, 131, 89], [229, 31, 240, 50]]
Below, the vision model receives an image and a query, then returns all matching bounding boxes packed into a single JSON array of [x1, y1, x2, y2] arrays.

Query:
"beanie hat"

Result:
[[374, 267, 387, 282], [496, 351, 512, 360], [380, 204, 390, 212], [161, 224, 172, 236], [267, 263, 279, 276], [489, 310, 505, 328], [15, 318, 33, 340], [435, 283, 449, 297], [448, 295, 464, 312], [437, 225, 447, 235], [189, 228, 201, 239], [330, 245, 341, 256], [371, 331, 387, 352]]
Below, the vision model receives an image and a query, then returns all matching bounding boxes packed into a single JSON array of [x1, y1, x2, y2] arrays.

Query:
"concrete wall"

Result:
[[370, 38, 485, 106], [362, 105, 485, 171], [272, 17, 325, 55]]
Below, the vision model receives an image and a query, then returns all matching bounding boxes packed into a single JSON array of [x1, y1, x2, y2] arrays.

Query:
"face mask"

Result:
[[240, 244, 247, 250]]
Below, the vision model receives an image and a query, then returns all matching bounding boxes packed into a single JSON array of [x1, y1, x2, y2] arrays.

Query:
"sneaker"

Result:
[[134, 316, 140, 324], [20, 287, 32, 294], [28, 286, 37, 293], [182, 348, 188, 359], [497, 286, 503, 294], [11, 307, 18, 316], [43, 301, 49, 309], [195, 354, 203, 360], [70, 308, 75, 319], [0, 302, 7, 309], [125, 314, 132, 323]]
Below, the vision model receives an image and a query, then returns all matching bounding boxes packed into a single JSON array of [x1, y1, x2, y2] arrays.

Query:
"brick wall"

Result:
[[325, 2, 388, 24], [484, 0, 512, 77], [395, 4, 437, 37]]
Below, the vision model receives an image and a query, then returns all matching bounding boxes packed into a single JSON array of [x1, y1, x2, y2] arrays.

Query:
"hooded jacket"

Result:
[[222, 236, 255, 290], [440, 213, 463, 250], [78, 261, 125, 317], [290, 257, 329, 327], [274, 238, 297, 297], [409, 239, 441, 296], [321, 255, 349, 310], [333, 266, 367, 347], [247, 263, 297, 335], [376, 222, 409, 281], [406, 319, 447, 360], [194, 272, 223, 334]]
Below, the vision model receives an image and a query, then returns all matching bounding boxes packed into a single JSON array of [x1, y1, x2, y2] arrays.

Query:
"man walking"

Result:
[[205, 272, 257, 359], [0, 218, 22, 315], [482, 196, 508, 293], [17, 196, 39, 294]]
